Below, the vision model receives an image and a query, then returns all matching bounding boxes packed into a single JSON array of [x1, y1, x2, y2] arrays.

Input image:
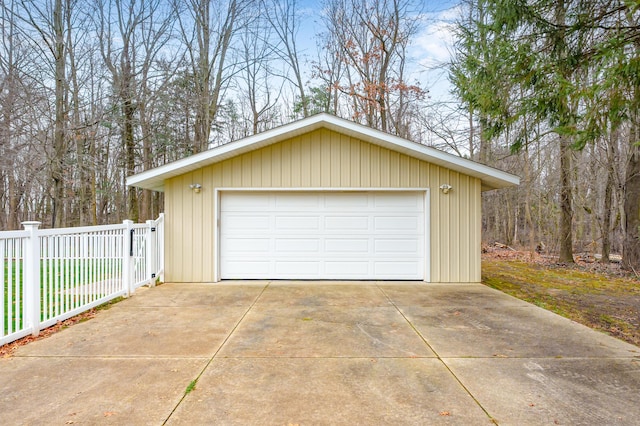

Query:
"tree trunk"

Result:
[[623, 131, 640, 272], [67, 2, 90, 226], [52, 0, 66, 228], [522, 109, 535, 251], [7, 174, 20, 230], [601, 168, 613, 263], [139, 90, 153, 222], [601, 129, 618, 263], [123, 95, 138, 222], [622, 35, 640, 272], [194, 0, 211, 153], [558, 135, 574, 262]]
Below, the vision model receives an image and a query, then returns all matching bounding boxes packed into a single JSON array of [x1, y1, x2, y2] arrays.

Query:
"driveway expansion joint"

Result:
[[377, 283, 500, 425], [161, 282, 270, 425]]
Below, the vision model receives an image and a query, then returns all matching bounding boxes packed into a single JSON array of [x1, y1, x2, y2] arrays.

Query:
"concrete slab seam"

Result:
[[376, 284, 499, 425], [160, 282, 271, 425]]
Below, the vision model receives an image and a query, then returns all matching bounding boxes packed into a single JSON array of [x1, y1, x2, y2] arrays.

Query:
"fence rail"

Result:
[[1, 214, 164, 346]]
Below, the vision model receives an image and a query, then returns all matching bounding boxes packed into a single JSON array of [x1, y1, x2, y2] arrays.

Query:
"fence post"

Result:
[[22, 221, 41, 336], [122, 220, 134, 297], [146, 220, 156, 287], [158, 213, 164, 283]]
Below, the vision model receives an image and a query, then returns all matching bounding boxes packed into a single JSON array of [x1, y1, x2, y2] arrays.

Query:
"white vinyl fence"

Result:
[[0, 214, 164, 346]]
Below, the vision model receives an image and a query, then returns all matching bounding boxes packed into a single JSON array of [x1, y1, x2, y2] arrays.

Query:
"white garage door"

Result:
[[219, 191, 425, 280]]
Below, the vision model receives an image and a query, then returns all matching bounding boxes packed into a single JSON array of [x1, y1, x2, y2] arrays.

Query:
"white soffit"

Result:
[[126, 113, 520, 192]]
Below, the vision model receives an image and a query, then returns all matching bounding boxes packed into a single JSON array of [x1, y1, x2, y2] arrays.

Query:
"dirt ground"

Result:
[[0, 297, 122, 358], [482, 246, 640, 347]]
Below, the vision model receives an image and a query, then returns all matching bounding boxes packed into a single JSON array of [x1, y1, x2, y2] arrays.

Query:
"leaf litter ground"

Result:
[[482, 247, 640, 347]]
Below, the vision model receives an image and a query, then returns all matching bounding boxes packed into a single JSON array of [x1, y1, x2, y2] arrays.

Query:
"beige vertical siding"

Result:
[[164, 128, 481, 283]]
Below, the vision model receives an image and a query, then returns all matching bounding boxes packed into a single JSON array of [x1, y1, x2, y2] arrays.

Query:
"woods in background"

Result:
[[0, 0, 425, 226], [0, 0, 638, 270], [450, 0, 639, 270]]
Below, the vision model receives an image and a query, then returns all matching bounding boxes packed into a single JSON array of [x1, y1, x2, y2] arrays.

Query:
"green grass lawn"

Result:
[[482, 258, 640, 347], [3, 259, 122, 333]]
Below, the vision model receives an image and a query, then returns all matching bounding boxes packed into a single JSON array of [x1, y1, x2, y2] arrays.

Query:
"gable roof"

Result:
[[127, 113, 520, 192]]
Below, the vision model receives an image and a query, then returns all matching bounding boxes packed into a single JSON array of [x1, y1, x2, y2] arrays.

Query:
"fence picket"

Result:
[[8, 239, 14, 334], [0, 242, 4, 336]]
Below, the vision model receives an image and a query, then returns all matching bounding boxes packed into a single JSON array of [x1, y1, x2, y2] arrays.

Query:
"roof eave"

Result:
[[126, 113, 520, 192]]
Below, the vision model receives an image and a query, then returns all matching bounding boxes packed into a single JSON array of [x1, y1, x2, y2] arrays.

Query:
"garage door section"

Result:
[[219, 191, 425, 280]]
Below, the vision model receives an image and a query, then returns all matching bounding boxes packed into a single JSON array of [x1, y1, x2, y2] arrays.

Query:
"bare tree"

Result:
[[0, 0, 24, 229], [322, 0, 424, 134], [312, 31, 344, 116], [16, 0, 70, 227], [96, 0, 138, 221], [261, 0, 308, 117], [176, 0, 249, 152], [96, 0, 174, 221], [234, 2, 284, 135], [135, 2, 176, 221]]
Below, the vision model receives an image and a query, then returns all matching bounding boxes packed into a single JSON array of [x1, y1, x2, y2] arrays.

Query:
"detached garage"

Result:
[[127, 114, 519, 283]]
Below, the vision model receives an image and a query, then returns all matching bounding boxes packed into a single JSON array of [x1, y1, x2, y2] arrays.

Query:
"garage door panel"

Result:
[[374, 261, 421, 275], [275, 216, 320, 229], [224, 216, 270, 230], [324, 216, 369, 230], [223, 193, 271, 209], [220, 191, 425, 280], [275, 238, 320, 252], [275, 193, 320, 209], [325, 261, 369, 275], [374, 216, 419, 231], [324, 193, 368, 208], [275, 261, 320, 275], [374, 239, 419, 253], [224, 261, 271, 275], [325, 239, 369, 253], [225, 238, 270, 253]]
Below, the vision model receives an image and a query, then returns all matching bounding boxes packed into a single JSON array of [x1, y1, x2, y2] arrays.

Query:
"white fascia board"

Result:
[[126, 113, 520, 192]]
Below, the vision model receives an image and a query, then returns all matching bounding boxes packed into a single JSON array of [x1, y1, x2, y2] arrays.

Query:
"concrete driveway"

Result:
[[1, 282, 639, 425]]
